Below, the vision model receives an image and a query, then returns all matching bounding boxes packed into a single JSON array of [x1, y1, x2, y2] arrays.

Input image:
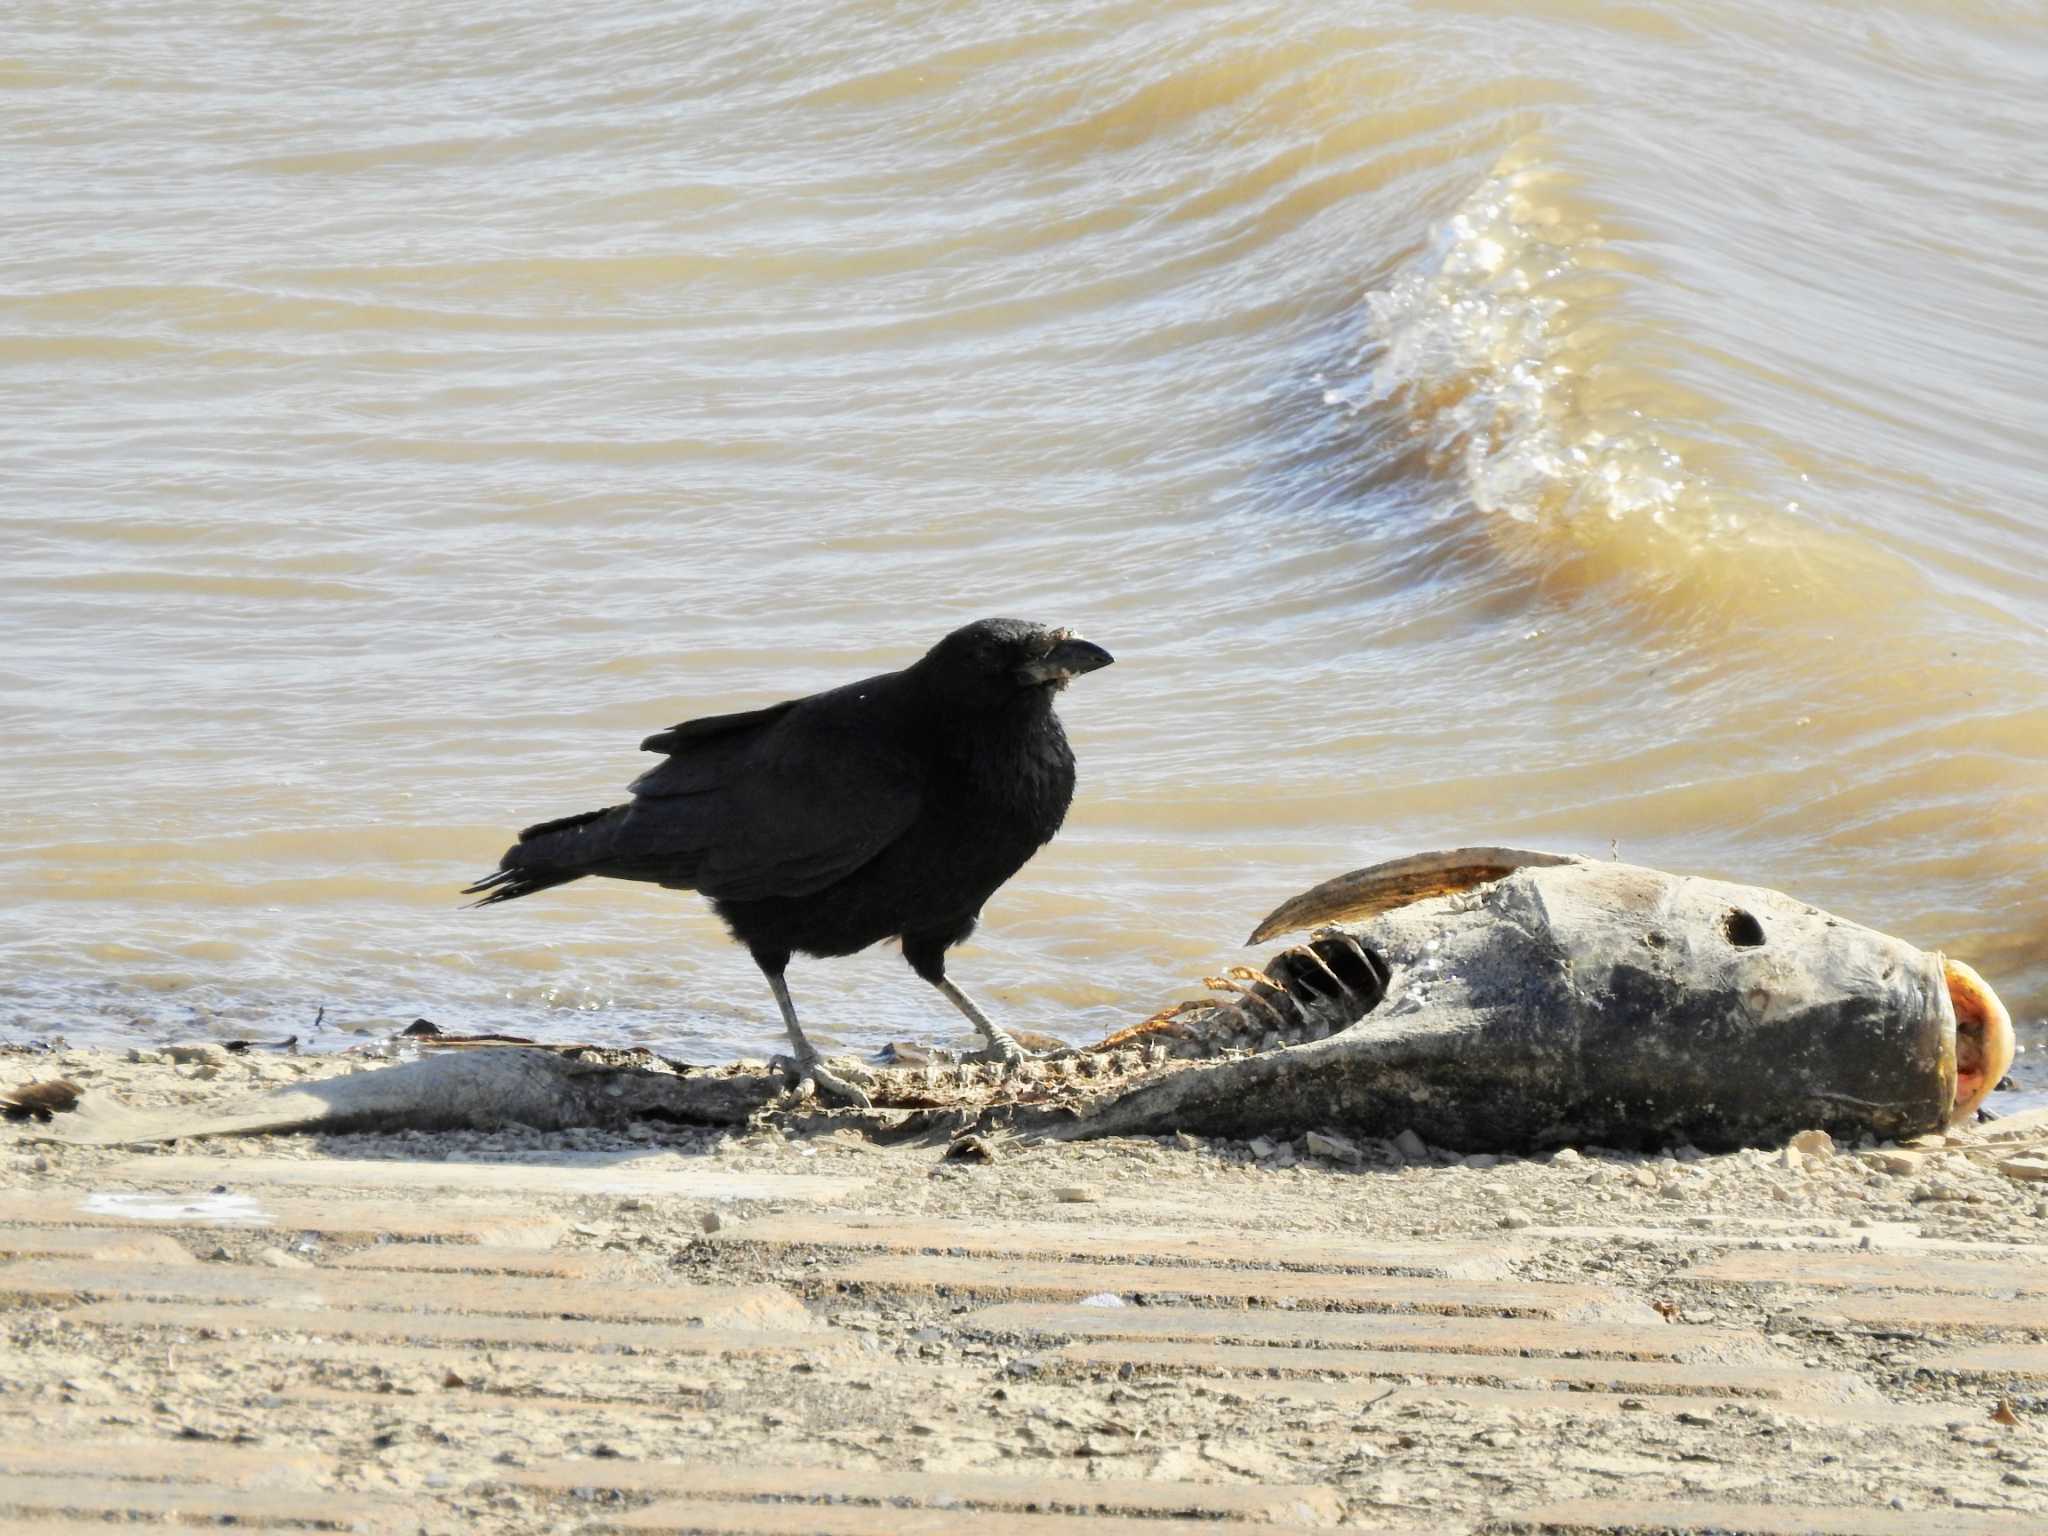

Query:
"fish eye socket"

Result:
[[1722, 909, 1765, 947]]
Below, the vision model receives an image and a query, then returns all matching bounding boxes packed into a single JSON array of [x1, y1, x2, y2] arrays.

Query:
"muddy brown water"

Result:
[[4, 2, 2044, 1101]]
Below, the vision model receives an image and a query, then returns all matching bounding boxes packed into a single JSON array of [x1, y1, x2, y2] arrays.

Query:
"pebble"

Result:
[[1912, 1179, 1972, 1204], [1391, 1129, 1428, 1162], [1305, 1130, 1361, 1163], [1053, 1185, 1101, 1204], [1499, 1208, 1535, 1229], [1789, 1128, 1835, 1158]]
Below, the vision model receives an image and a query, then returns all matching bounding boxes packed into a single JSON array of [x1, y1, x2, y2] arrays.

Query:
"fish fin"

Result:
[[1248, 847, 1582, 944]]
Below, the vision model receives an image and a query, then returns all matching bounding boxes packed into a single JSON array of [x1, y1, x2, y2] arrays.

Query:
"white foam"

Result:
[[1337, 158, 1742, 549]]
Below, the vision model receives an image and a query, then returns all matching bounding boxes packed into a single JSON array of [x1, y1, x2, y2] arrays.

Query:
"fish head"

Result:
[[1236, 850, 2018, 1140]]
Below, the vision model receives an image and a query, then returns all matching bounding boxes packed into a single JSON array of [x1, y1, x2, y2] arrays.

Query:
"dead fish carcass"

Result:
[[1080, 848, 2014, 1153]]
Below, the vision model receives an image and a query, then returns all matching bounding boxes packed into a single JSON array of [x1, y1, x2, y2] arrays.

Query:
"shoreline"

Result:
[[3, 1045, 2046, 1532]]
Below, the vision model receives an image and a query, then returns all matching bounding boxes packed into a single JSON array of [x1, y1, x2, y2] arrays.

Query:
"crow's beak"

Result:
[[1017, 635, 1114, 687]]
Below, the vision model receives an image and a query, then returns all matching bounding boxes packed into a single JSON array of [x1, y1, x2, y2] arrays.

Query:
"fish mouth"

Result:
[[1944, 956, 2014, 1123]]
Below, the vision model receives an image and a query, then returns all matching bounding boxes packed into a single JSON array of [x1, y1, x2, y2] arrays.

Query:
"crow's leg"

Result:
[[765, 972, 816, 1061], [757, 954, 871, 1110], [932, 977, 1027, 1066], [902, 929, 1031, 1067]]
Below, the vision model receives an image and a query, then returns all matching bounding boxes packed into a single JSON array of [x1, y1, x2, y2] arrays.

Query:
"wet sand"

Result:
[[3, 1044, 2046, 1534]]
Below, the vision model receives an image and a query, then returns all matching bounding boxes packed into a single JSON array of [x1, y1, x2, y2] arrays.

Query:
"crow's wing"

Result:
[[621, 693, 923, 902], [634, 700, 798, 778]]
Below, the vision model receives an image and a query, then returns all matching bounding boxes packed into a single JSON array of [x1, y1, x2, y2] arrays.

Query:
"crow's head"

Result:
[[918, 618, 1114, 710]]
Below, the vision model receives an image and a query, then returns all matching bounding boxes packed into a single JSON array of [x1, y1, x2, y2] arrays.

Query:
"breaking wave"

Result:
[[1322, 144, 1886, 618]]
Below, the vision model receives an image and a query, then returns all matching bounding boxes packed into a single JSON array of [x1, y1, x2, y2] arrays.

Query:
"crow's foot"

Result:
[[772, 1051, 873, 1110], [964, 1028, 1085, 1071], [964, 1036, 1027, 1068]]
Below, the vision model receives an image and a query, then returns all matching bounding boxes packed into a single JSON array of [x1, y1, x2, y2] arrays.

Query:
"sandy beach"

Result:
[[3, 1042, 2045, 1533]]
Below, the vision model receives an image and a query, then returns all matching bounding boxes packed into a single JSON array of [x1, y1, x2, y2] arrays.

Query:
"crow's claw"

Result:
[[772, 1053, 873, 1111], [965, 1038, 1027, 1068]]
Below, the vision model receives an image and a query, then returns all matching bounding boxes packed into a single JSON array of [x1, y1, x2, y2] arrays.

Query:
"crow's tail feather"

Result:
[[462, 803, 625, 908], [461, 867, 586, 907]]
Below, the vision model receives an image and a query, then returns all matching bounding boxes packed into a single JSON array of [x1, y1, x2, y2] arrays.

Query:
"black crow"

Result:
[[463, 618, 1113, 1104]]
